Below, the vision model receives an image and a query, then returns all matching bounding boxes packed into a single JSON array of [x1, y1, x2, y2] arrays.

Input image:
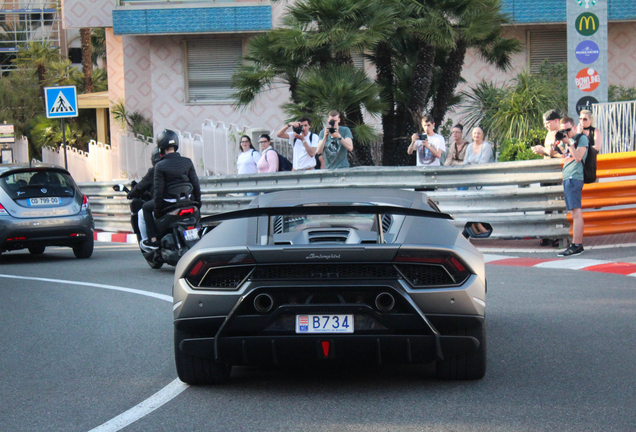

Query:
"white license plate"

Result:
[[183, 228, 199, 241], [296, 314, 354, 334], [28, 197, 60, 206]]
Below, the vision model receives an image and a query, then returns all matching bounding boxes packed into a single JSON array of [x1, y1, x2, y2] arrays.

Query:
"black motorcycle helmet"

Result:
[[150, 146, 161, 166], [156, 129, 179, 154]]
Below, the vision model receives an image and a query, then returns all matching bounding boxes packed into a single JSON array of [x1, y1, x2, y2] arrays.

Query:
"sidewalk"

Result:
[[472, 232, 636, 253]]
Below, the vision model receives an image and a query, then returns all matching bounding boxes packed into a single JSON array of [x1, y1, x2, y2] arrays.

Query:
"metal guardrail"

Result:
[[79, 159, 570, 240]]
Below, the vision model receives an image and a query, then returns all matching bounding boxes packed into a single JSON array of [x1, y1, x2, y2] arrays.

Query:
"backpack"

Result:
[[265, 148, 293, 172], [574, 133, 597, 183]]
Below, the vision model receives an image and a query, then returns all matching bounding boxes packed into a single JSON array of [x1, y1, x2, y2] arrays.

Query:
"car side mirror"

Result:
[[112, 184, 125, 192], [462, 222, 493, 239]]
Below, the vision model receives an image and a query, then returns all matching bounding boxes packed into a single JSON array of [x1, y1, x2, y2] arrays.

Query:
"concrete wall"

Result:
[[61, 0, 114, 29]]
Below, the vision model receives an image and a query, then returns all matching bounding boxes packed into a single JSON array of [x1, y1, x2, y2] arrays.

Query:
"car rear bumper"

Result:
[[178, 333, 480, 366], [0, 213, 93, 251]]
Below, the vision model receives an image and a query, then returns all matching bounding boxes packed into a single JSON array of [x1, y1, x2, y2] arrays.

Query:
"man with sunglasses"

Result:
[[548, 116, 589, 257]]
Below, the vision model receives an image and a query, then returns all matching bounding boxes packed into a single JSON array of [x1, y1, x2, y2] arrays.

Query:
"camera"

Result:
[[418, 133, 428, 141], [328, 119, 336, 134], [554, 129, 568, 141], [292, 124, 303, 135]]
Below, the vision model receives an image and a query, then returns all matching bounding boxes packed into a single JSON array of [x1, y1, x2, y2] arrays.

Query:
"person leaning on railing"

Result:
[[463, 127, 494, 165], [578, 110, 603, 152], [444, 123, 468, 166]]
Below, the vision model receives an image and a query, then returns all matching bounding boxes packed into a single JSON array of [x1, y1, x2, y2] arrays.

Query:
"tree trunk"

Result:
[[376, 41, 399, 167], [346, 107, 375, 167], [432, 40, 467, 128], [80, 28, 93, 93]]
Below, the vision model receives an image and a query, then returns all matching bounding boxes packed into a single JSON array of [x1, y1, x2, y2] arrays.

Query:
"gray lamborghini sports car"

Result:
[[0, 164, 94, 258], [173, 188, 490, 384]]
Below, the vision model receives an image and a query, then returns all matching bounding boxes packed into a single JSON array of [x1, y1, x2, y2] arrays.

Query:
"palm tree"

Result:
[[91, 28, 107, 68], [13, 41, 62, 98]]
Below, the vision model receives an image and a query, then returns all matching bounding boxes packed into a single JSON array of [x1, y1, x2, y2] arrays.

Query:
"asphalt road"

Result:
[[1, 244, 635, 432]]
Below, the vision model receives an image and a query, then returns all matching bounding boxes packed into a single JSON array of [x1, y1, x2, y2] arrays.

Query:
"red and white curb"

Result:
[[484, 254, 636, 277], [94, 231, 138, 244]]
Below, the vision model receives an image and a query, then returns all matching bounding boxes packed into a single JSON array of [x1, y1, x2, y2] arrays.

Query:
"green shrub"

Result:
[[497, 128, 545, 161]]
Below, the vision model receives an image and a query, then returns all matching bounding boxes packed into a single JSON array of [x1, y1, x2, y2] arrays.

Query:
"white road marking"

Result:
[[0, 274, 172, 303], [533, 259, 611, 270], [482, 254, 515, 263], [0, 274, 188, 431], [87, 378, 189, 432]]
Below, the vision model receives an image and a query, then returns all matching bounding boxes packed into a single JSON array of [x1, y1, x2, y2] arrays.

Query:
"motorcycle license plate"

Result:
[[183, 228, 199, 241], [296, 315, 353, 334]]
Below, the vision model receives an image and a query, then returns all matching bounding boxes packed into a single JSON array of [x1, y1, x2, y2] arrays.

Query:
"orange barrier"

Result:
[[567, 151, 636, 237], [568, 208, 636, 236]]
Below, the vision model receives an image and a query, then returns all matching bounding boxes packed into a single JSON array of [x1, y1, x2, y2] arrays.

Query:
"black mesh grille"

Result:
[[199, 266, 254, 288], [395, 264, 457, 286], [251, 264, 397, 280]]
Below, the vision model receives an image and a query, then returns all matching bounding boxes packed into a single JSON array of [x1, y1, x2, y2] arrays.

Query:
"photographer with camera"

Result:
[[407, 114, 446, 166], [276, 116, 319, 170], [549, 116, 589, 257], [316, 110, 354, 169]]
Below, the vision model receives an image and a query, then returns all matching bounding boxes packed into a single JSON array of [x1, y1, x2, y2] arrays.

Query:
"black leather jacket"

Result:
[[127, 167, 154, 201], [153, 152, 201, 215]]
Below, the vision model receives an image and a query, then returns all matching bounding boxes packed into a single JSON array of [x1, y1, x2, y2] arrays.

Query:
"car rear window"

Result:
[[0, 170, 75, 200], [277, 213, 376, 233]]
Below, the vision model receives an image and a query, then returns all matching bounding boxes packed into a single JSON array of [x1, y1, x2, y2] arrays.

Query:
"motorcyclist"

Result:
[[128, 146, 161, 241], [141, 129, 201, 250]]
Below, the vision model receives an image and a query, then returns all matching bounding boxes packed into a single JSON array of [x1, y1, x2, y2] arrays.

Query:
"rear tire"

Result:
[[72, 236, 94, 259], [28, 246, 46, 255], [436, 321, 486, 380], [174, 328, 231, 385], [147, 259, 163, 269]]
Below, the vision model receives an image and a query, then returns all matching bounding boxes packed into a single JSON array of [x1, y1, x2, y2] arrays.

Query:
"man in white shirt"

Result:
[[407, 114, 446, 166], [276, 116, 319, 170]]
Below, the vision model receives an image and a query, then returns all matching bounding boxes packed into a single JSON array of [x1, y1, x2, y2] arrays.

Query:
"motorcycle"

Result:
[[113, 183, 201, 269]]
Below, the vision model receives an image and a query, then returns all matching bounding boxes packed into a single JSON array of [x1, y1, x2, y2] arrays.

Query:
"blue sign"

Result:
[[44, 86, 78, 119], [575, 40, 600, 64]]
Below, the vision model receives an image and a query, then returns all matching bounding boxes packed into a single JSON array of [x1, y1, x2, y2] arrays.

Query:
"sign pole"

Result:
[[61, 118, 68, 169]]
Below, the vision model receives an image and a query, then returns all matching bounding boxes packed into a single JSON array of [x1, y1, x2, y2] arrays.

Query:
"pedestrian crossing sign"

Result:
[[44, 86, 78, 119]]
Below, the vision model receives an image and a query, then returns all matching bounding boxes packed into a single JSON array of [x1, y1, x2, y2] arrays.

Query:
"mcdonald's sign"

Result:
[[576, 13, 599, 36]]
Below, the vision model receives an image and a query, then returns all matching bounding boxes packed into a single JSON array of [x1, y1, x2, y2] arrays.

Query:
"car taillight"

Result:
[[81, 195, 89, 211], [0, 203, 7, 215], [394, 249, 472, 286], [185, 251, 256, 288], [178, 208, 195, 216]]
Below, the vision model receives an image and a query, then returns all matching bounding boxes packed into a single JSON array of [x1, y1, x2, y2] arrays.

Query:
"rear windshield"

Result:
[[0, 170, 75, 199], [276, 214, 377, 233]]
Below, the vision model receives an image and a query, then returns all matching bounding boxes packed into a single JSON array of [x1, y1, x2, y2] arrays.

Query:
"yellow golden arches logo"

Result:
[[576, 13, 599, 36]]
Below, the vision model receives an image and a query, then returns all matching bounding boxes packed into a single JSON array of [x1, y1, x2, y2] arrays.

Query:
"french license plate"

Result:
[[28, 197, 60, 206], [296, 314, 354, 334], [183, 228, 199, 241]]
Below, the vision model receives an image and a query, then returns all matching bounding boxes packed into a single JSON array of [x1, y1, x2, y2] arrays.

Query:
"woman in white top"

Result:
[[236, 135, 261, 174], [463, 127, 494, 165]]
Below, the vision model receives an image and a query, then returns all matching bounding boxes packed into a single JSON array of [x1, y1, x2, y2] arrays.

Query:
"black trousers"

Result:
[[142, 200, 157, 240]]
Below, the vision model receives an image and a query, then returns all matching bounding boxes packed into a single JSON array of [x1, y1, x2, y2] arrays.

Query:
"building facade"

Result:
[[59, 0, 636, 150]]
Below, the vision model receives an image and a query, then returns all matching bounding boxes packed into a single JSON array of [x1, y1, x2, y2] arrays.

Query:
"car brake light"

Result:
[[394, 249, 472, 286], [178, 208, 195, 216], [0, 203, 7, 215], [7, 237, 27, 241], [185, 251, 256, 287], [81, 195, 89, 211]]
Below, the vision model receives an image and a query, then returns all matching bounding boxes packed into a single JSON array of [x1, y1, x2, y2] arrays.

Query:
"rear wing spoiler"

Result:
[[200, 205, 453, 225]]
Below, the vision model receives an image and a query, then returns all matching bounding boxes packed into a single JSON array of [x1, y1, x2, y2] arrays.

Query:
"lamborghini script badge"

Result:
[[306, 253, 341, 260]]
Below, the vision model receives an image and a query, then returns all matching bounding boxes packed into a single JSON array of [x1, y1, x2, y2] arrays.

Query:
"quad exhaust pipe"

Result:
[[375, 292, 395, 312], [254, 293, 274, 313]]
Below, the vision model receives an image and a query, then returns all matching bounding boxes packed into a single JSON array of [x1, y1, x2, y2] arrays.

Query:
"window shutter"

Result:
[[528, 29, 567, 73], [186, 39, 242, 103]]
